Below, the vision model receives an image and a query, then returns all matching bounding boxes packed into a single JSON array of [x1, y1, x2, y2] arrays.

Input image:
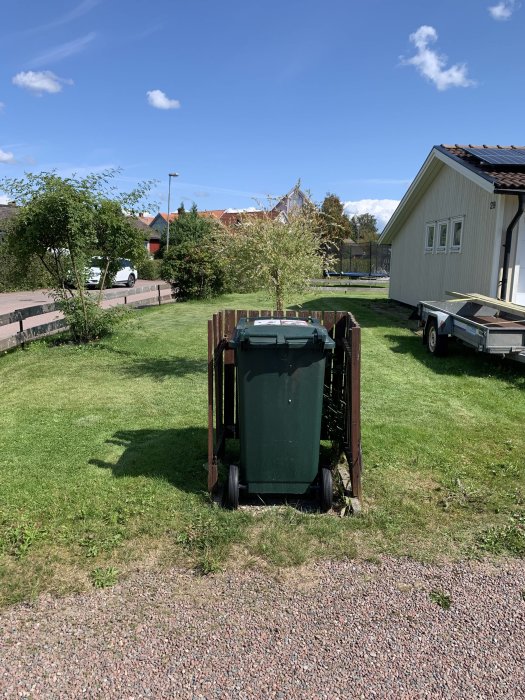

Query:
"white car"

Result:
[[88, 258, 138, 288]]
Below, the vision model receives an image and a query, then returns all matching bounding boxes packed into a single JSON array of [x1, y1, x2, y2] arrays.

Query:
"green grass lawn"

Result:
[[1, 290, 524, 606]]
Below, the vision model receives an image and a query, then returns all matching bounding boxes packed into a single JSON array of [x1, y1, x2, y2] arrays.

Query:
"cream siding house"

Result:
[[380, 145, 525, 307]]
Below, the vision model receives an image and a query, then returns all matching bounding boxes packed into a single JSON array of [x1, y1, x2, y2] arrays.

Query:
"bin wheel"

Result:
[[319, 467, 333, 512], [426, 318, 448, 356], [226, 464, 239, 510]]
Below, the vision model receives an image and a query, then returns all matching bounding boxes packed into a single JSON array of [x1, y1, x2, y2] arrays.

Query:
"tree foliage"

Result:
[[160, 202, 217, 253], [93, 199, 147, 295], [319, 193, 354, 244], [161, 239, 224, 300], [348, 213, 379, 242], [221, 207, 332, 311], [0, 169, 155, 342]]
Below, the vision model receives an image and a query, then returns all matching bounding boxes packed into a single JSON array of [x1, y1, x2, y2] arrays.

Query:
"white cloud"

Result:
[[343, 199, 400, 231], [0, 148, 15, 164], [0, 195, 9, 204], [224, 207, 260, 213], [404, 25, 475, 91], [0, 102, 4, 113], [30, 33, 96, 67], [146, 89, 180, 110], [488, 0, 520, 22], [12, 71, 73, 95], [489, 0, 518, 19]]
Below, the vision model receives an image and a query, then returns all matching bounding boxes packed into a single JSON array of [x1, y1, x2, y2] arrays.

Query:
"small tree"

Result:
[[1, 169, 155, 342], [161, 239, 224, 299], [160, 205, 224, 299], [222, 207, 332, 312]]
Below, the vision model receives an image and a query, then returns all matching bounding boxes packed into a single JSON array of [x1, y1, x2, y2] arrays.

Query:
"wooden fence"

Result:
[[207, 309, 362, 502], [0, 283, 173, 352]]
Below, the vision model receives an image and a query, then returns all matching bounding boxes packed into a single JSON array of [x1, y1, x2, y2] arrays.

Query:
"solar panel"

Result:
[[463, 147, 525, 166]]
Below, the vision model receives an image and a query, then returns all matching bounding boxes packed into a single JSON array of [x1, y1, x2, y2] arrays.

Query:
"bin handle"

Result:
[[242, 329, 322, 346]]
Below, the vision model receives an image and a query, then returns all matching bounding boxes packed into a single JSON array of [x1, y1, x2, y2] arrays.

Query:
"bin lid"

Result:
[[229, 317, 335, 349]]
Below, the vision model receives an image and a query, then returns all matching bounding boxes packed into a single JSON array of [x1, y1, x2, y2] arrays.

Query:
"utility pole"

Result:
[[166, 172, 179, 251]]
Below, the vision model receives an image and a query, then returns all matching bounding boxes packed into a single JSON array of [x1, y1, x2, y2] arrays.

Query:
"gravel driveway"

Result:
[[1, 557, 524, 699]]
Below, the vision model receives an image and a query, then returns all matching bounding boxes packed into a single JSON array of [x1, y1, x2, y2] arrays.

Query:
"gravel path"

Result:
[[1, 557, 525, 699]]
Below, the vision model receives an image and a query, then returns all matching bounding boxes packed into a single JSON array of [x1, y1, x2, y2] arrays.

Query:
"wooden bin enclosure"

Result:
[[207, 309, 362, 502]]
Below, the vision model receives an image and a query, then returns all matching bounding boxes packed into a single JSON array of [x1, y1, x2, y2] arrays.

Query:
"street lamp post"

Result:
[[166, 172, 179, 252]]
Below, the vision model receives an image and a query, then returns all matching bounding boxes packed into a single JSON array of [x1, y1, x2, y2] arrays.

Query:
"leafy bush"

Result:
[[0, 244, 52, 292], [59, 296, 131, 343], [138, 258, 162, 280], [161, 240, 224, 300]]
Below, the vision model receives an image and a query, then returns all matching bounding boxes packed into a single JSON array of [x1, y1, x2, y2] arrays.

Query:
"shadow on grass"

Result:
[[291, 296, 413, 329], [95, 345, 206, 380], [120, 357, 206, 381], [385, 332, 525, 385], [89, 428, 208, 494]]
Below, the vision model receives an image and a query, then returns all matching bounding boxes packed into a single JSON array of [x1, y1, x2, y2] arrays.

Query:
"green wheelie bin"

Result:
[[226, 317, 335, 510]]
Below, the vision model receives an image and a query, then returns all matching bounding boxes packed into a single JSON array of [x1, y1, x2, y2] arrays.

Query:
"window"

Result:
[[450, 217, 463, 252], [436, 220, 448, 253], [425, 223, 435, 252]]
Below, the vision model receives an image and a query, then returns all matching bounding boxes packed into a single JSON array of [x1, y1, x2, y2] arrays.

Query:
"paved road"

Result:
[[0, 281, 167, 344]]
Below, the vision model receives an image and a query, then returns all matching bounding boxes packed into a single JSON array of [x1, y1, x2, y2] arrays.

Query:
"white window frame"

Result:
[[424, 222, 436, 253], [436, 220, 448, 253], [449, 216, 464, 253]]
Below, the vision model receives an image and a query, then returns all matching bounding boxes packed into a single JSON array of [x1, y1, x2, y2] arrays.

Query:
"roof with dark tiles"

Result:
[[437, 144, 525, 192]]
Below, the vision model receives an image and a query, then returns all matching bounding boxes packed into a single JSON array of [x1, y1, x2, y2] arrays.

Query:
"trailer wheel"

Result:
[[225, 464, 239, 510], [319, 467, 333, 512], [426, 318, 448, 356]]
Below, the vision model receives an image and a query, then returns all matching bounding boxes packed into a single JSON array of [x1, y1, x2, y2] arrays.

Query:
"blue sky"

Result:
[[1, 0, 524, 228]]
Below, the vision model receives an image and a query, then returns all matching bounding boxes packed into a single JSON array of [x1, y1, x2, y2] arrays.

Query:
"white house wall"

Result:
[[389, 164, 497, 306]]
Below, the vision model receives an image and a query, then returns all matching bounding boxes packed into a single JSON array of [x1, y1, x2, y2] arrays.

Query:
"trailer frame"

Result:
[[417, 293, 525, 360]]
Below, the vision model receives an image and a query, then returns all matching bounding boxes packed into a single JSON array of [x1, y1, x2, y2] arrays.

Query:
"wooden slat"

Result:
[[349, 324, 362, 500], [285, 310, 297, 318], [445, 291, 525, 318], [248, 309, 260, 318], [213, 314, 222, 459], [207, 319, 217, 491], [0, 302, 58, 327], [100, 282, 171, 301], [298, 310, 310, 319], [323, 311, 335, 335], [0, 319, 69, 352], [216, 314, 224, 457], [260, 310, 271, 317], [223, 310, 236, 434], [236, 310, 247, 323], [332, 311, 346, 411], [322, 311, 336, 440]]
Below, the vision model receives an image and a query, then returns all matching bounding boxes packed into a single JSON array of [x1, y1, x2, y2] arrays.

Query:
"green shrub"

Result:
[[59, 296, 131, 343], [0, 245, 52, 292], [138, 258, 162, 280], [161, 240, 224, 300]]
